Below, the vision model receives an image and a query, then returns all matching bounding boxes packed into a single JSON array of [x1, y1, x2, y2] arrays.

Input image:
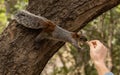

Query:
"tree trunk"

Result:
[[0, 0, 120, 75]]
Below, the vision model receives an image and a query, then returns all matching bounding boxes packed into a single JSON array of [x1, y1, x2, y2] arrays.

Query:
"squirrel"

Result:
[[13, 10, 87, 50]]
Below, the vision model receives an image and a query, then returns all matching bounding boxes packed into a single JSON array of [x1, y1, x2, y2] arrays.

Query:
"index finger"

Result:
[[87, 41, 95, 49]]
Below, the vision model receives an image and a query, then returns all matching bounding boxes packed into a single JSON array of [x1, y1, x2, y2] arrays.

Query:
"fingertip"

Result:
[[88, 40, 100, 49], [94, 40, 104, 46], [87, 41, 94, 48], [86, 41, 89, 44], [86, 41, 91, 46], [93, 40, 101, 44]]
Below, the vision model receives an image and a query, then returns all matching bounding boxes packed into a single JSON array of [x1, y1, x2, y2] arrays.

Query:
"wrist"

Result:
[[94, 62, 110, 75], [95, 62, 106, 69], [94, 60, 105, 66]]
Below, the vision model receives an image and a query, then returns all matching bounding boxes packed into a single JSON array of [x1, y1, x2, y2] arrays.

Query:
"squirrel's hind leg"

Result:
[[34, 31, 48, 50], [35, 31, 48, 43]]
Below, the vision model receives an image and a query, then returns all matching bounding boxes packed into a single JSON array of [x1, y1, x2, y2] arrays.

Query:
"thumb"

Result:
[[87, 41, 94, 49]]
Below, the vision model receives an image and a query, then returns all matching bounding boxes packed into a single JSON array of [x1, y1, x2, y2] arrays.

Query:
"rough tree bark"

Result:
[[0, 0, 120, 75]]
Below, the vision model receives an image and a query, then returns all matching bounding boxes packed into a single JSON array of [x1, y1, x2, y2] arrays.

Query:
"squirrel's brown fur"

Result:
[[13, 10, 87, 50]]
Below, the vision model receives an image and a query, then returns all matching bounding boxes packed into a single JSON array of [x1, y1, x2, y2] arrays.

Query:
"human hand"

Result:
[[87, 40, 108, 64]]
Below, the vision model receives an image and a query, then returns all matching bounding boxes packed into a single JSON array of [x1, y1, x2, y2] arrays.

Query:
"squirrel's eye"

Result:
[[20, 14, 25, 16], [80, 36, 87, 42]]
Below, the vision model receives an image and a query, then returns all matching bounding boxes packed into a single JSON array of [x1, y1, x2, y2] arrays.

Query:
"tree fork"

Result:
[[0, 0, 120, 75]]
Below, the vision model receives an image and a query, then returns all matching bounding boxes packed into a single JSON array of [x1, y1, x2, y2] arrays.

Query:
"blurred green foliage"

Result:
[[42, 6, 120, 75], [0, 0, 7, 32], [0, 0, 28, 33]]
